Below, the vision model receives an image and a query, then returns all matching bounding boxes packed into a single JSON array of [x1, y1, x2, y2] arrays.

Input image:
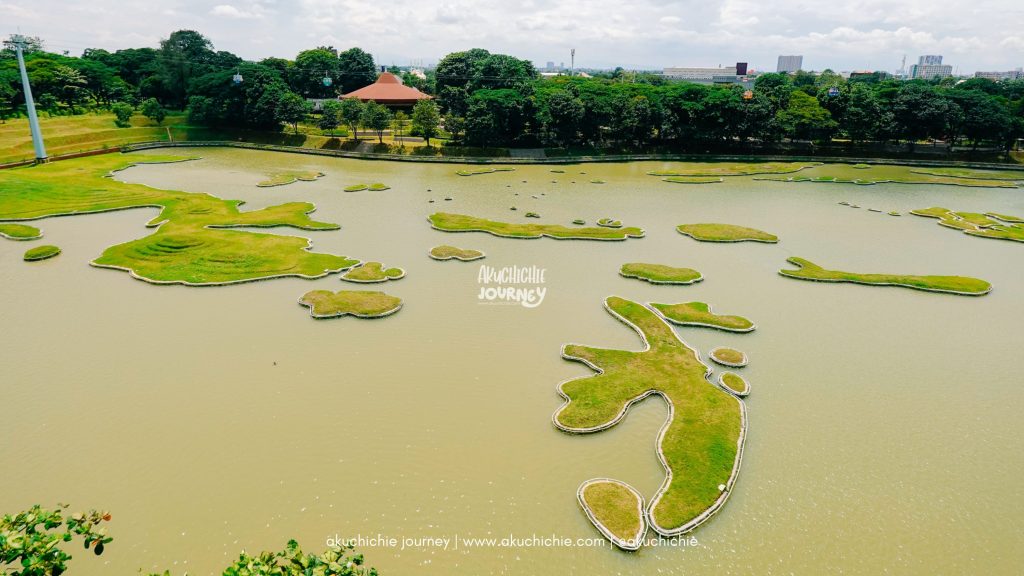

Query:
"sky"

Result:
[[3, 0, 1023, 74]]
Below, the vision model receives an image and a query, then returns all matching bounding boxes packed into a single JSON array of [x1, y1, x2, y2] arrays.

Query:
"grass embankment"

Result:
[[709, 347, 748, 367], [257, 171, 324, 187], [298, 289, 402, 318], [429, 245, 485, 261], [779, 257, 992, 295], [554, 297, 743, 536], [756, 163, 1022, 188], [910, 207, 1024, 242], [430, 213, 643, 240], [578, 480, 645, 550], [719, 372, 749, 396], [619, 263, 702, 285], [23, 245, 60, 261], [647, 161, 822, 177], [0, 223, 42, 240], [0, 154, 359, 285], [341, 262, 405, 282], [651, 302, 754, 332], [677, 223, 778, 243], [455, 167, 515, 176]]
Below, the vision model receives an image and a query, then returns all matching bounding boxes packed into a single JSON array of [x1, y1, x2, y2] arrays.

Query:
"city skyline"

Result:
[[2, 0, 1023, 74]]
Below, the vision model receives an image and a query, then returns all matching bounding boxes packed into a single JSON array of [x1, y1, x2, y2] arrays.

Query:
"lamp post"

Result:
[[9, 35, 47, 162]]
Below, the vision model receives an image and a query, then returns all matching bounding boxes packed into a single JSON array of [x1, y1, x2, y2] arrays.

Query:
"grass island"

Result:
[[341, 262, 405, 283], [428, 212, 644, 240], [455, 167, 515, 176], [910, 207, 1024, 242], [23, 244, 61, 261], [647, 161, 822, 177], [663, 176, 723, 184], [554, 296, 746, 540], [577, 479, 647, 551], [779, 257, 992, 295], [0, 154, 361, 286], [256, 170, 324, 187], [677, 223, 778, 243], [344, 183, 390, 192], [429, 245, 485, 261], [0, 223, 42, 240], [709, 347, 748, 367], [651, 302, 755, 332], [756, 163, 1021, 188], [619, 263, 703, 285], [718, 372, 750, 397], [597, 218, 623, 228], [298, 289, 403, 319]]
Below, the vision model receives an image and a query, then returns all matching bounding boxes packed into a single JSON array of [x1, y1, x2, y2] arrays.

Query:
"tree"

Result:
[[52, 65, 87, 113], [294, 47, 340, 98], [777, 90, 837, 140], [318, 99, 341, 135], [0, 504, 113, 576], [392, 110, 409, 145], [361, 101, 392, 143], [544, 90, 585, 145], [140, 97, 166, 125], [842, 84, 882, 143], [158, 30, 215, 108], [149, 539, 376, 576], [411, 99, 440, 147], [111, 102, 133, 127], [339, 98, 364, 139], [276, 91, 309, 134], [892, 83, 954, 145], [337, 48, 376, 94]]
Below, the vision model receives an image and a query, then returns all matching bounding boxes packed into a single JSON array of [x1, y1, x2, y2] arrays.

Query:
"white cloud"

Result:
[[8, 0, 1024, 73]]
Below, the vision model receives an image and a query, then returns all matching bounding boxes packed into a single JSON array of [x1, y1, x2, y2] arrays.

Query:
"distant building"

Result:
[[663, 63, 754, 87], [777, 55, 803, 73], [974, 69, 1023, 81], [546, 61, 555, 70], [908, 55, 953, 79]]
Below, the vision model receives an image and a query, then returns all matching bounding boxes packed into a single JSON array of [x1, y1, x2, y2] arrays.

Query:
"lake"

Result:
[[1, 147, 1022, 574]]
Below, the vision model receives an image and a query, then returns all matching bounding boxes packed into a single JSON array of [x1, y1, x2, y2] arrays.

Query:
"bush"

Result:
[[111, 102, 133, 127]]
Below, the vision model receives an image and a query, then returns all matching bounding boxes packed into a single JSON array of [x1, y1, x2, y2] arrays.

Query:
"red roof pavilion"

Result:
[[341, 72, 431, 107]]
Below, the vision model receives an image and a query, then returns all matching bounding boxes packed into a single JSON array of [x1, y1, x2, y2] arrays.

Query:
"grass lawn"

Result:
[[429, 245, 485, 261], [257, 171, 324, 187], [677, 223, 778, 243], [0, 153, 359, 285], [709, 347, 748, 367], [429, 213, 644, 240], [554, 297, 744, 535], [341, 262, 405, 283], [619, 263, 703, 285], [910, 207, 1024, 242], [651, 302, 754, 332], [647, 161, 822, 177], [578, 479, 645, 550], [298, 289, 402, 318], [23, 244, 60, 261], [0, 223, 42, 240], [779, 257, 992, 295]]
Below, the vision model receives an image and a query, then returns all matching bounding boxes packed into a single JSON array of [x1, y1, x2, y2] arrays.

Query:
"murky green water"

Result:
[[2, 148, 1022, 574]]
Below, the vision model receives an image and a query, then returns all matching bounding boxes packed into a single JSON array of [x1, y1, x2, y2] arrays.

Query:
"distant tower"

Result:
[[570, 48, 575, 77]]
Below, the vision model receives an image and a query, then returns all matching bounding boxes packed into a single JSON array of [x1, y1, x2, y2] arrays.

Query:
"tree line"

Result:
[[2, 32, 1022, 155]]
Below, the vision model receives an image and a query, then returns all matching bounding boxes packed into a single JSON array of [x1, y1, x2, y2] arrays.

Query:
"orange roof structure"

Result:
[[341, 72, 432, 107]]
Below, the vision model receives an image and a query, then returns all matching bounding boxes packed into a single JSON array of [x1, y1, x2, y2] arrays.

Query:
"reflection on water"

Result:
[[1, 148, 1022, 574]]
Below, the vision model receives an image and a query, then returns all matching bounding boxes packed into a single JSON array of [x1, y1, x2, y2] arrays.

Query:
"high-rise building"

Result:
[[777, 55, 803, 73], [909, 55, 953, 79]]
